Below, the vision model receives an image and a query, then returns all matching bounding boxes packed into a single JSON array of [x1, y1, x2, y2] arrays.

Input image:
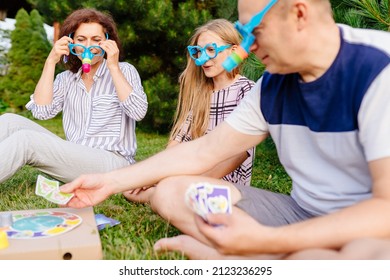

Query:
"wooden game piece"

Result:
[[0, 231, 9, 250]]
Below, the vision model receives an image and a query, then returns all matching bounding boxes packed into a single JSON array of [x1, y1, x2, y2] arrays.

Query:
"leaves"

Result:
[[0, 9, 51, 111], [339, 0, 390, 31]]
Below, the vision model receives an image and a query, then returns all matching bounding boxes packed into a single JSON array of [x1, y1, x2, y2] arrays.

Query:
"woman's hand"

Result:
[[47, 35, 73, 65], [99, 39, 120, 70]]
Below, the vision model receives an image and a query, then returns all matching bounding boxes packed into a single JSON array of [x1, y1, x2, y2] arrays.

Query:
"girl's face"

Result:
[[73, 22, 106, 67], [196, 31, 232, 79]]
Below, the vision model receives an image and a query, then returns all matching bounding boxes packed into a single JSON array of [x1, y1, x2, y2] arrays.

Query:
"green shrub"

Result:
[[0, 9, 51, 112], [140, 72, 179, 133]]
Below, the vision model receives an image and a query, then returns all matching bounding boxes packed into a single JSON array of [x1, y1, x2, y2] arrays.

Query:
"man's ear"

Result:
[[293, 1, 309, 31], [231, 45, 238, 52]]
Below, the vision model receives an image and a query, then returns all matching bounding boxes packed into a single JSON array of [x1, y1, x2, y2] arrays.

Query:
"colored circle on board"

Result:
[[5, 211, 82, 239], [12, 216, 64, 232]]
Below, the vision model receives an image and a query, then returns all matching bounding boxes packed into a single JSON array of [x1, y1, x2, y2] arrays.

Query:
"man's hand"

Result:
[[195, 207, 273, 255], [60, 173, 114, 208]]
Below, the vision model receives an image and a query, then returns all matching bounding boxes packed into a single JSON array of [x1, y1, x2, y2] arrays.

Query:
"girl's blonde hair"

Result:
[[170, 19, 241, 141]]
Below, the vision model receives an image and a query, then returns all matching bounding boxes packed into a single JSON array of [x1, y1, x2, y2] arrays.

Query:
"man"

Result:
[[62, 0, 390, 259]]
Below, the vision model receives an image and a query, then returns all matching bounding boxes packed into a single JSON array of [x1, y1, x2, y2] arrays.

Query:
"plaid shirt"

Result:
[[175, 76, 255, 186]]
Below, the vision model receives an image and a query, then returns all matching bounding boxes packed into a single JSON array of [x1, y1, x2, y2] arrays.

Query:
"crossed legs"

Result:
[[124, 175, 242, 244]]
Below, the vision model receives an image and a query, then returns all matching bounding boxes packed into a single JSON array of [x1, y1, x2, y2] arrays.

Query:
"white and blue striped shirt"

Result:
[[26, 59, 148, 164]]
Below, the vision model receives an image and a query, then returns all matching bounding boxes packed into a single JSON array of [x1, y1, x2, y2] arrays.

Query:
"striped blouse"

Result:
[[26, 59, 148, 164], [175, 76, 255, 186]]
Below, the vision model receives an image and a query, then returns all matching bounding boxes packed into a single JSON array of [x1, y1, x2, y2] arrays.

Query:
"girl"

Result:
[[169, 18, 255, 185], [124, 19, 255, 207]]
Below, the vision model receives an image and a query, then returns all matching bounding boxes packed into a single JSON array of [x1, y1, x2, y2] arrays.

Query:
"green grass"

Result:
[[0, 116, 291, 259]]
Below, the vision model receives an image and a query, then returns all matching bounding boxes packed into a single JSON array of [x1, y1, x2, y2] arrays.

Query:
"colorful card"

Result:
[[185, 182, 232, 222], [35, 175, 74, 205], [45, 189, 74, 205], [35, 175, 58, 197]]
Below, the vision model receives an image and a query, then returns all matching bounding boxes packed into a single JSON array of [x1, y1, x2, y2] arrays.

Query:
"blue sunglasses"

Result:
[[188, 43, 231, 66]]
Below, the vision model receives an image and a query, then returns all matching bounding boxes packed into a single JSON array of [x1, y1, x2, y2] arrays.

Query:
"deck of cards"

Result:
[[35, 175, 74, 205], [185, 182, 232, 222]]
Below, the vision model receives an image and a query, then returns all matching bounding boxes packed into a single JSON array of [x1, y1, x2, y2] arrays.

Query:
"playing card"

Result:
[[204, 185, 232, 214], [35, 175, 74, 205], [45, 189, 74, 205], [185, 182, 232, 222], [185, 184, 207, 219], [35, 175, 58, 197]]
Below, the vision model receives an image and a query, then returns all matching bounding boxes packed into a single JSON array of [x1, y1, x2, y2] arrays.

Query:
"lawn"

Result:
[[0, 115, 291, 259]]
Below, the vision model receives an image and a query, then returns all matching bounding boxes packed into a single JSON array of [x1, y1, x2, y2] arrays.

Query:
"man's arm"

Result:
[[168, 139, 250, 179], [197, 157, 390, 255], [62, 122, 265, 207], [109, 122, 263, 192], [273, 157, 390, 252], [201, 152, 249, 178]]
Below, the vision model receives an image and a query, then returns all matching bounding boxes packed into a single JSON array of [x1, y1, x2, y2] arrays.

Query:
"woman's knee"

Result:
[[9, 130, 51, 154], [0, 113, 35, 140], [0, 113, 19, 128], [0, 113, 27, 125]]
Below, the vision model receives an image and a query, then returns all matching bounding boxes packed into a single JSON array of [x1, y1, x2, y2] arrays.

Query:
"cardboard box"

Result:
[[0, 207, 103, 260]]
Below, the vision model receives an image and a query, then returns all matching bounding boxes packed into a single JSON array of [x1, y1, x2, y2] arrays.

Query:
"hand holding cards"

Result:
[[35, 175, 74, 205], [185, 182, 232, 223]]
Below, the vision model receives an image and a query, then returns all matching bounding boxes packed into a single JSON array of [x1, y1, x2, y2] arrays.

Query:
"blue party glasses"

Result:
[[187, 43, 231, 66], [67, 33, 108, 73]]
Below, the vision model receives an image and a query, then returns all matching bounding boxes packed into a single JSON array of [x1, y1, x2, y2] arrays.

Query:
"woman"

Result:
[[0, 8, 147, 184]]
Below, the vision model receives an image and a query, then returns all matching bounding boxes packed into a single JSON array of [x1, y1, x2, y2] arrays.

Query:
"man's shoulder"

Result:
[[338, 24, 390, 55], [260, 71, 296, 92]]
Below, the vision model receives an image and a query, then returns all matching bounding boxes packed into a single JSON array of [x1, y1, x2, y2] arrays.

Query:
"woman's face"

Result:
[[73, 22, 106, 67], [196, 31, 232, 79]]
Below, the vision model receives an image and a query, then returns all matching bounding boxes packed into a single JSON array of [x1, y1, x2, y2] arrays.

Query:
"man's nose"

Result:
[[249, 42, 258, 52]]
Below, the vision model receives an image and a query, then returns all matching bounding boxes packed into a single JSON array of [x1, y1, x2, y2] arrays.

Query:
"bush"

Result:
[[140, 73, 179, 133], [0, 9, 51, 112]]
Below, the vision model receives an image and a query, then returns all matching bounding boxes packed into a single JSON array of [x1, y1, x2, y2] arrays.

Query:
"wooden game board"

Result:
[[0, 207, 102, 260]]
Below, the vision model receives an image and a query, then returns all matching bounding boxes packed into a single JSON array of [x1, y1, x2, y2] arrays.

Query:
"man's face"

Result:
[[238, 0, 297, 74]]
